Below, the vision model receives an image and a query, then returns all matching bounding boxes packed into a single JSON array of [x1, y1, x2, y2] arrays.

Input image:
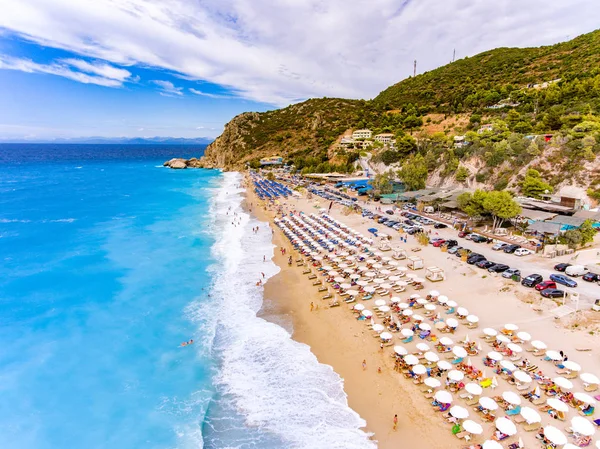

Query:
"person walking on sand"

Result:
[[393, 414, 398, 431], [362, 359, 367, 370], [263, 255, 266, 262], [310, 302, 314, 311]]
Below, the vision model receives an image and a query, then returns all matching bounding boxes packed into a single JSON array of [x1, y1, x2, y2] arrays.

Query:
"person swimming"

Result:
[[180, 339, 194, 347]]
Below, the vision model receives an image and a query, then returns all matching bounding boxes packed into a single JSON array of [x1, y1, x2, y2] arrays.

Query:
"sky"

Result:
[[0, 0, 599, 140]]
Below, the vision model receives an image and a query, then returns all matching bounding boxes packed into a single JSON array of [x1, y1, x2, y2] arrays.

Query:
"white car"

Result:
[[514, 248, 532, 256]]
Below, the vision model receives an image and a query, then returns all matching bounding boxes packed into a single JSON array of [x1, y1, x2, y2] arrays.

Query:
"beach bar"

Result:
[[407, 255, 424, 270], [425, 266, 445, 282]]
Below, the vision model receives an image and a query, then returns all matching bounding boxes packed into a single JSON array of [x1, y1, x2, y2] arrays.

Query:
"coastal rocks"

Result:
[[163, 157, 209, 169]]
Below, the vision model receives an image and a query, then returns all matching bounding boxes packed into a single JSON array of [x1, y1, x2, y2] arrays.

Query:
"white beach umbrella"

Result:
[[413, 277, 425, 284], [346, 289, 359, 297], [439, 337, 454, 346], [466, 315, 479, 323], [378, 306, 391, 314], [388, 275, 401, 282], [373, 278, 385, 284], [372, 263, 384, 270], [545, 350, 562, 361], [462, 420, 483, 435], [380, 269, 392, 276], [425, 377, 441, 388], [416, 342, 430, 352], [496, 334, 511, 344], [496, 417, 517, 436], [456, 307, 469, 316], [356, 280, 369, 287], [343, 268, 354, 274], [409, 293, 421, 299], [416, 298, 428, 305], [437, 360, 452, 371], [349, 273, 361, 281], [338, 263, 349, 269], [412, 364, 427, 375], [372, 323, 384, 332], [581, 373, 600, 385], [448, 370, 464, 382], [328, 270, 339, 276], [390, 296, 402, 303], [446, 300, 458, 308], [520, 406, 541, 423], [563, 361, 582, 372], [453, 346, 467, 358], [379, 283, 393, 290], [406, 273, 417, 280], [483, 328, 497, 337], [574, 392, 597, 406], [361, 310, 373, 318], [357, 266, 369, 272], [517, 331, 531, 342], [437, 295, 448, 304], [482, 441, 503, 449], [424, 304, 436, 311], [507, 343, 523, 353], [571, 417, 596, 437], [543, 426, 567, 446], [340, 283, 352, 290], [334, 276, 345, 283], [398, 302, 409, 309], [412, 314, 424, 322], [419, 323, 431, 331], [425, 351, 439, 363], [374, 299, 387, 307], [547, 398, 569, 413], [449, 405, 469, 419], [388, 260, 399, 267], [394, 345, 408, 356], [446, 318, 458, 328], [502, 391, 521, 406], [363, 286, 376, 293], [479, 397, 498, 411], [504, 323, 518, 331], [395, 280, 408, 287], [434, 390, 453, 404], [402, 309, 413, 316], [513, 370, 532, 384], [401, 328, 414, 337], [353, 304, 365, 311], [487, 351, 503, 361], [499, 360, 517, 372], [465, 383, 483, 396], [380, 332, 393, 341], [429, 290, 440, 297], [553, 377, 574, 390], [365, 271, 376, 278], [531, 340, 547, 350], [404, 354, 419, 365]]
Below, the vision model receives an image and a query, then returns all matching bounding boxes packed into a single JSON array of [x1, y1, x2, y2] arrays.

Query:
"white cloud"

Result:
[[152, 80, 183, 96], [0, 0, 598, 105], [61, 58, 131, 81], [189, 88, 234, 99], [0, 54, 129, 87]]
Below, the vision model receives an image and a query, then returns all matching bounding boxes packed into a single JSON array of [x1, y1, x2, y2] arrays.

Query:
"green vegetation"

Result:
[[561, 220, 596, 249], [397, 154, 428, 190], [520, 169, 553, 198], [369, 171, 395, 194], [456, 189, 521, 229]]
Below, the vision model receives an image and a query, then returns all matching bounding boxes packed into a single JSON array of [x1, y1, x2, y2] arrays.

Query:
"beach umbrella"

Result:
[[502, 391, 521, 406], [409, 293, 421, 299], [482, 441, 503, 449], [402, 309, 413, 316], [388, 260, 399, 267], [479, 397, 498, 411], [531, 340, 547, 350], [553, 377, 574, 390], [437, 360, 452, 371], [452, 346, 467, 358], [380, 332, 393, 341], [379, 284, 393, 290], [487, 351, 503, 361], [372, 323, 384, 332], [393, 345, 407, 356], [328, 270, 339, 276], [366, 259, 377, 265], [372, 263, 384, 270], [412, 364, 427, 375], [434, 390, 453, 404], [499, 360, 517, 372], [483, 328, 497, 337], [574, 392, 597, 406], [545, 350, 561, 361], [338, 263, 349, 269], [457, 307, 469, 316], [520, 406, 541, 423], [425, 377, 441, 388], [365, 271, 376, 278], [346, 289, 359, 297], [581, 373, 600, 385], [446, 300, 458, 308], [496, 334, 511, 344], [466, 315, 479, 323], [450, 405, 469, 419], [513, 370, 532, 383], [374, 299, 387, 307], [416, 342, 430, 352], [496, 417, 517, 436], [363, 286, 376, 293], [517, 331, 531, 342], [437, 295, 448, 304], [401, 328, 414, 337], [504, 323, 518, 331], [388, 275, 401, 282], [571, 417, 596, 437], [380, 270, 392, 276], [404, 354, 419, 365], [361, 310, 373, 318], [434, 321, 447, 330], [446, 318, 458, 328], [424, 352, 439, 363], [507, 343, 523, 353], [462, 420, 483, 435], [412, 314, 424, 322], [429, 290, 440, 297], [334, 276, 345, 283], [406, 273, 418, 280], [563, 361, 582, 372], [416, 298, 428, 305], [543, 426, 567, 446], [343, 268, 354, 274], [439, 337, 454, 346], [419, 323, 431, 331], [448, 370, 464, 382], [465, 383, 482, 396], [373, 278, 385, 285], [340, 283, 352, 290], [356, 280, 369, 287], [357, 266, 369, 272], [395, 280, 408, 287], [353, 304, 365, 311], [390, 296, 402, 303], [547, 398, 569, 413], [349, 273, 361, 281], [424, 304, 436, 311], [322, 265, 333, 271], [378, 306, 391, 313]]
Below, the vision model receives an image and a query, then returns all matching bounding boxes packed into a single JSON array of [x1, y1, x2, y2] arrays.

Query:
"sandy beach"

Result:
[[245, 174, 600, 449]]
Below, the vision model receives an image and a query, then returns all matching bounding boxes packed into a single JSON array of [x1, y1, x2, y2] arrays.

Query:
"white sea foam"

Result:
[[205, 172, 376, 449]]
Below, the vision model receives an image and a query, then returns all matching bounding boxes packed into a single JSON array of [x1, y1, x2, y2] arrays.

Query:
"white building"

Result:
[[374, 133, 394, 144], [352, 129, 372, 140], [477, 124, 494, 134], [339, 138, 356, 148]]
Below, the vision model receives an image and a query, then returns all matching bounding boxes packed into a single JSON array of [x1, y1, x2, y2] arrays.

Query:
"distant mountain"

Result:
[[0, 136, 214, 145]]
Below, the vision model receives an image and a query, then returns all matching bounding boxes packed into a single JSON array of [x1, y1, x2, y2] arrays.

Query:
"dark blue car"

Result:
[[549, 273, 578, 288]]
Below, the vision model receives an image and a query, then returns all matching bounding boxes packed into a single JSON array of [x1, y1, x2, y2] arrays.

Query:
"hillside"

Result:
[[199, 29, 600, 200]]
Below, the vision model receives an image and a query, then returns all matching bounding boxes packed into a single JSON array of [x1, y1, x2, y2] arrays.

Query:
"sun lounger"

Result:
[[308, 274, 317, 280], [362, 294, 373, 300], [585, 384, 598, 392], [302, 268, 311, 274], [455, 431, 469, 440], [523, 421, 540, 431], [465, 396, 479, 406], [531, 397, 545, 406], [513, 415, 525, 424], [312, 279, 322, 286], [329, 301, 340, 308], [322, 293, 332, 300], [344, 297, 356, 304], [317, 286, 327, 292]]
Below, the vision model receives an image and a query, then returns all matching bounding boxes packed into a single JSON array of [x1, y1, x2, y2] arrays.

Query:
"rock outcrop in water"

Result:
[[163, 157, 207, 169]]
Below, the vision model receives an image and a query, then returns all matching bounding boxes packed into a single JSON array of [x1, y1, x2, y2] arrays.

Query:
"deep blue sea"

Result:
[[0, 144, 375, 449]]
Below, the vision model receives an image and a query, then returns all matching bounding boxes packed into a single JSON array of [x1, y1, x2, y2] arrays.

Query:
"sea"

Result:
[[0, 144, 376, 449]]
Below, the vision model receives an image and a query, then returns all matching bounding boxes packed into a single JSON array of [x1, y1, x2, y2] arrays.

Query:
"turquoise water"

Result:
[[0, 145, 376, 449]]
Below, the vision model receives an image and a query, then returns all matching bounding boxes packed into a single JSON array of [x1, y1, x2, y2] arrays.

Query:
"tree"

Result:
[[527, 139, 541, 156], [370, 171, 394, 194], [396, 135, 417, 156], [482, 190, 522, 230], [403, 115, 423, 132], [457, 190, 488, 218], [543, 106, 564, 131], [397, 154, 428, 190], [520, 169, 553, 198], [563, 229, 583, 249], [579, 219, 596, 246], [455, 166, 470, 182], [513, 121, 533, 134]]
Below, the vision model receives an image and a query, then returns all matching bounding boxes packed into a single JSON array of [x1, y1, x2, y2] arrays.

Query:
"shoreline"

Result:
[[242, 175, 454, 448]]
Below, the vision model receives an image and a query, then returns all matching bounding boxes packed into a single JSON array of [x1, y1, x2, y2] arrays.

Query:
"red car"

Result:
[[535, 280, 557, 291], [458, 231, 468, 238], [432, 239, 446, 247]]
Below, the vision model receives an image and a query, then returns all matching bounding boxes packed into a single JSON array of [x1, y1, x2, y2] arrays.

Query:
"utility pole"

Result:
[[413, 60, 417, 77], [452, 48, 456, 63]]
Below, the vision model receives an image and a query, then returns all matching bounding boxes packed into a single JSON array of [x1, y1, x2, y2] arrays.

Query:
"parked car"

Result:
[[447, 246, 460, 254], [492, 242, 508, 251], [456, 248, 472, 258], [565, 265, 589, 277], [535, 280, 557, 291], [385, 209, 394, 215], [553, 263, 571, 272], [502, 268, 521, 279], [406, 227, 420, 235], [503, 244, 520, 254], [467, 254, 486, 265], [377, 217, 388, 224], [549, 273, 578, 288], [488, 263, 510, 273], [432, 239, 446, 248], [434, 222, 448, 229], [470, 234, 490, 243], [476, 260, 495, 269], [522, 274, 543, 288], [514, 248, 532, 256], [444, 239, 458, 248], [429, 237, 444, 245], [540, 288, 566, 298], [458, 231, 469, 238], [583, 272, 600, 282]]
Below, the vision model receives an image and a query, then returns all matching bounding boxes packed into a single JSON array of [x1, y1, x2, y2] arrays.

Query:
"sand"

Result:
[[244, 175, 600, 448]]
